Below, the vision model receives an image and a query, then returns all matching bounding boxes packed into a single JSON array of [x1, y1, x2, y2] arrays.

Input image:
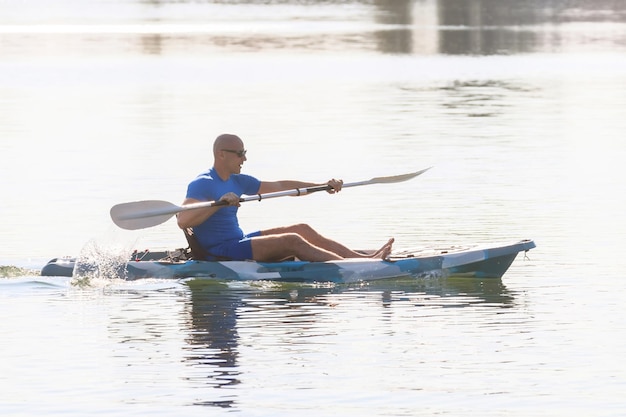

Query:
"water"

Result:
[[1, 0, 626, 415]]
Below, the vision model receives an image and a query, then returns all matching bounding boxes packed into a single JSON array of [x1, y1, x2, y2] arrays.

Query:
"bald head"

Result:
[[213, 133, 243, 156]]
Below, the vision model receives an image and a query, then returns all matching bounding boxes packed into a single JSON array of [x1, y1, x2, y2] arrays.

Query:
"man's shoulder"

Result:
[[232, 173, 261, 193], [232, 173, 259, 182], [191, 168, 216, 182]]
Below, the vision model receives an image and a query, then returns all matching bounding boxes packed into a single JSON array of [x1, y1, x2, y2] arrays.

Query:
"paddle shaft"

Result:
[[117, 183, 353, 222], [110, 167, 431, 230], [184, 183, 330, 212]]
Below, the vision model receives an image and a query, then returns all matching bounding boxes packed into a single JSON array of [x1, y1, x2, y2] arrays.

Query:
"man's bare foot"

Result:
[[371, 238, 394, 259]]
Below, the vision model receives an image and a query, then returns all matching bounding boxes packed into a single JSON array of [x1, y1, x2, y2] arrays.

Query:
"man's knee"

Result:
[[281, 232, 308, 246], [290, 223, 316, 236], [253, 233, 307, 261]]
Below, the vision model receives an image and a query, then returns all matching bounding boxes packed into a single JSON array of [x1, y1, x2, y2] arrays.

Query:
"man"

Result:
[[177, 133, 393, 262]]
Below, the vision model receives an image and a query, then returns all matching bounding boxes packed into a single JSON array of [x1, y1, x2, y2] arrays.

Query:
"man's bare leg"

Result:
[[259, 224, 394, 259], [250, 233, 343, 262]]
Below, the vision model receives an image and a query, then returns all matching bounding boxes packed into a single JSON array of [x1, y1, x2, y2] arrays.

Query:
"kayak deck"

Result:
[[40, 239, 535, 282]]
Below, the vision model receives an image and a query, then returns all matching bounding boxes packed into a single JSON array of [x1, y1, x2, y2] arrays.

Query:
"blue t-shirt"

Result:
[[185, 167, 261, 249]]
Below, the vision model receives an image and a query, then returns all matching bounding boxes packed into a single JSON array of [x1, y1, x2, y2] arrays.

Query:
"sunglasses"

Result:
[[221, 149, 247, 158]]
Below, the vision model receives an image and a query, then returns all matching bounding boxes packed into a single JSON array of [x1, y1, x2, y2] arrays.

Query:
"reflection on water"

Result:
[[1, 0, 625, 57], [174, 276, 514, 408], [0, 274, 530, 414], [184, 282, 242, 408]]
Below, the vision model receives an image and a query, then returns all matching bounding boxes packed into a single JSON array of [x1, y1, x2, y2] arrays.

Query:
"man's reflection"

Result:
[[183, 282, 244, 408]]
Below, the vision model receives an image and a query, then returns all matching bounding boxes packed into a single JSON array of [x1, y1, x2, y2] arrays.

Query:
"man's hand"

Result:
[[219, 192, 241, 206], [327, 178, 343, 194]]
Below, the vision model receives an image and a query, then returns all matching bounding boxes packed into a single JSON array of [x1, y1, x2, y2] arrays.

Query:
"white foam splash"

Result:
[[72, 239, 134, 285]]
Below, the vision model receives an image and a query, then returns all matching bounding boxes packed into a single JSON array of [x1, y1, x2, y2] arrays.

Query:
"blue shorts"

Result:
[[207, 230, 261, 261]]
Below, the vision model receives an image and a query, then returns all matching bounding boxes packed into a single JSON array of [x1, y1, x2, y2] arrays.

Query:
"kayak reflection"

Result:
[[181, 275, 515, 407]]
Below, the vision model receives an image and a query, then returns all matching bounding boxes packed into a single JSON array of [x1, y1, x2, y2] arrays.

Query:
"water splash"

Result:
[[72, 239, 134, 285]]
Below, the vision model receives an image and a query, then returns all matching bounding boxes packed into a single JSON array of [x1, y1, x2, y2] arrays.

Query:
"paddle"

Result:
[[110, 167, 431, 230]]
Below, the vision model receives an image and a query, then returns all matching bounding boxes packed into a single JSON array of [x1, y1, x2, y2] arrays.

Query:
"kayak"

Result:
[[40, 239, 535, 282]]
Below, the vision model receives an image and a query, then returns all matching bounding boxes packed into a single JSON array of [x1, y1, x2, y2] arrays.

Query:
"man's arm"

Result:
[[258, 179, 343, 194], [176, 193, 240, 229]]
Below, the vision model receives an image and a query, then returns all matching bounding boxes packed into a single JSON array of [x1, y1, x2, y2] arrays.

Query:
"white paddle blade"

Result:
[[113, 213, 176, 230], [346, 167, 432, 188], [370, 167, 432, 184], [110, 200, 181, 230]]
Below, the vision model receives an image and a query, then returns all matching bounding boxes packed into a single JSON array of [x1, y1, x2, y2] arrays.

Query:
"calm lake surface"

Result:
[[1, 1, 626, 416]]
